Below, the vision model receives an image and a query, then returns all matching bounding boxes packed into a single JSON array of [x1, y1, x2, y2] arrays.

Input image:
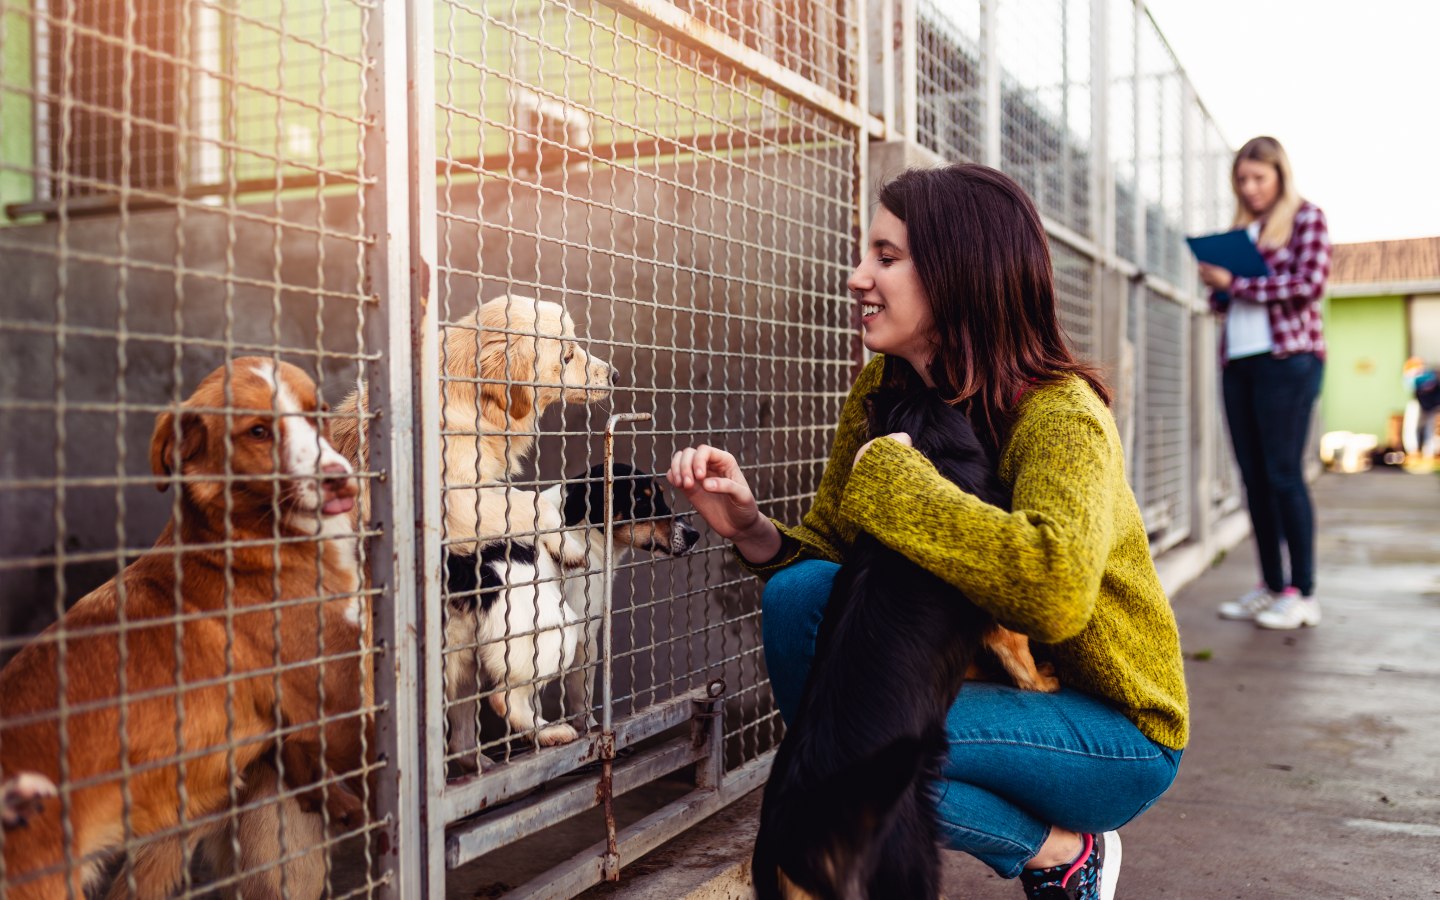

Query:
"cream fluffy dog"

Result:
[[331, 295, 614, 769]]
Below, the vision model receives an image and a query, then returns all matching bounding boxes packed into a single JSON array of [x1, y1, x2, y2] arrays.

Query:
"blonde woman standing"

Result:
[[1201, 136, 1332, 630]]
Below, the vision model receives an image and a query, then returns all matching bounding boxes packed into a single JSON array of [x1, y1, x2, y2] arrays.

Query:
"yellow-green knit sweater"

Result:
[[744, 356, 1189, 750]]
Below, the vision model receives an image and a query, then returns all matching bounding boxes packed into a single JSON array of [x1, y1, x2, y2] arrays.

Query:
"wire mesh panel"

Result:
[[1197, 117, 1242, 509], [1108, 0, 1137, 264], [34, 0, 181, 198], [996, 0, 1092, 236], [1137, 11, 1184, 286], [915, 0, 983, 164], [1196, 116, 1232, 237], [0, 0, 394, 895], [1052, 238, 1096, 360], [1139, 289, 1191, 550], [424, 0, 861, 889]]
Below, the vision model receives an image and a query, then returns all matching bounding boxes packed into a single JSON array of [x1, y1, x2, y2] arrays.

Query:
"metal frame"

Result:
[[363, 0, 427, 894]]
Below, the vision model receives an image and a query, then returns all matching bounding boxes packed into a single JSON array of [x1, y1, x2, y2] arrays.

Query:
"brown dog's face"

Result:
[[149, 358, 358, 530], [472, 295, 615, 422]]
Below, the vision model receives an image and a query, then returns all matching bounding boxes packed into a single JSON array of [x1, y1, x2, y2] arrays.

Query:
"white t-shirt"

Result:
[[1225, 221, 1272, 360]]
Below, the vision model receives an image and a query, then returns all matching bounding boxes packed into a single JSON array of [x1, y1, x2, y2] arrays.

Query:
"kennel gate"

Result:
[[416, 0, 869, 894]]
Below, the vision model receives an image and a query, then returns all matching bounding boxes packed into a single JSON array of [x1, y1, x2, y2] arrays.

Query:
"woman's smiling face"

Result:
[[847, 207, 936, 382]]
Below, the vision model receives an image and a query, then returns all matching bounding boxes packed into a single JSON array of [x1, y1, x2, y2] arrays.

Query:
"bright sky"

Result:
[[1142, 0, 1440, 244]]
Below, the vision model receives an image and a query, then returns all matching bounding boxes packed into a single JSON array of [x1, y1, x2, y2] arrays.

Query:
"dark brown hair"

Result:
[[875, 164, 1109, 439]]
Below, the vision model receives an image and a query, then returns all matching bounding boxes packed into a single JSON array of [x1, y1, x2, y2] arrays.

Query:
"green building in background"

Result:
[[1323, 236, 1440, 447]]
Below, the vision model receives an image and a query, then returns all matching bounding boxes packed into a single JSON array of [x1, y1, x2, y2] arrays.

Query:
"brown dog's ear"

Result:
[[150, 410, 206, 491], [507, 347, 535, 423], [479, 333, 535, 423]]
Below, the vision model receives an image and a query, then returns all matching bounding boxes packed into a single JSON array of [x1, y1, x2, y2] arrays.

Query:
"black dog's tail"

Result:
[[752, 725, 947, 899]]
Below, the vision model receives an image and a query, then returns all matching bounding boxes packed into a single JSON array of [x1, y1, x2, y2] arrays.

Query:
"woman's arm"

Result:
[[1228, 205, 1332, 304], [733, 357, 885, 577], [838, 389, 1121, 643]]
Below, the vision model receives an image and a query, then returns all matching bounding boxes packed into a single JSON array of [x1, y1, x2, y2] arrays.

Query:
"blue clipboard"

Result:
[[1185, 229, 1272, 278]]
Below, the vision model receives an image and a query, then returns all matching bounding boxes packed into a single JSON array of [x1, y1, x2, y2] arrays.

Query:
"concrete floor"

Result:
[[589, 468, 1440, 899], [939, 467, 1440, 897]]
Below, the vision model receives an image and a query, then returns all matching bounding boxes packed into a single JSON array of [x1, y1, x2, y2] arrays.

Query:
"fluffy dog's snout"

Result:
[[672, 517, 700, 554], [320, 460, 357, 516], [587, 358, 618, 390]]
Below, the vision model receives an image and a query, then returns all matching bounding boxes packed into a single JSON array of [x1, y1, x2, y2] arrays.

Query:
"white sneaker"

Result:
[[1255, 590, 1321, 630], [1218, 585, 1277, 621]]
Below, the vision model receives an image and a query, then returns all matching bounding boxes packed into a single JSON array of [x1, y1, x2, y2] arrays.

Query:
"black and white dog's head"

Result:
[[558, 463, 700, 556], [867, 387, 1011, 509]]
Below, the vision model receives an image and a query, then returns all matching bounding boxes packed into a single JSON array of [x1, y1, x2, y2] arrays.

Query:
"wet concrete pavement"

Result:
[[939, 468, 1440, 898], [597, 468, 1440, 899]]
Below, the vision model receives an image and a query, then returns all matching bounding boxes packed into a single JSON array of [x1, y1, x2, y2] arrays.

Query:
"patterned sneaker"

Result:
[[1019, 831, 1121, 900], [1218, 584, 1277, 620], [1255, 588, 1321, 630]]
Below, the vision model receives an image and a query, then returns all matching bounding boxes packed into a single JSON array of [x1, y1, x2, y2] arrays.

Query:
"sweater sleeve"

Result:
[[1229, 205, 1332, 305], [837, 391, 1120, 643], [733, 357, 884, 579]]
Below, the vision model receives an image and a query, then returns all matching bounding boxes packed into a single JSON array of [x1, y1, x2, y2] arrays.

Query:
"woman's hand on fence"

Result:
[[668, 445, 780, 563]]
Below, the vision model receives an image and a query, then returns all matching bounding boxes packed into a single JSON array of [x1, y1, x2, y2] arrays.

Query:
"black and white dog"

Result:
[[542, 463, 700, 729], [443, 488, 585, 772], [753, 387, 1053, 900], [443, 465, 698, 773]]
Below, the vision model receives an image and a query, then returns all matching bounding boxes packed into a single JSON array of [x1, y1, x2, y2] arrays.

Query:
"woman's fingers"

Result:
[[853, 438, 874, 467], [668, 445, 742, 491], [667, 445, 759, 539], [1198, 263, 1233, 289], [668, 449, 695, 488], [691, 445, 738, 483], [854, 432, 912, 466], [699, 476, 752, 505]]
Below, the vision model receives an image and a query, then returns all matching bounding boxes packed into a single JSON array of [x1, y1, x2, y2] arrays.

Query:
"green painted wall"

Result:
[[1, 2, 34, 222], [1321, 294, 1411, 441]]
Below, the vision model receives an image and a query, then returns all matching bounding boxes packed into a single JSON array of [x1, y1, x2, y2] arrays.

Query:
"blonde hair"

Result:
[[1231, 136, 1303, 250]]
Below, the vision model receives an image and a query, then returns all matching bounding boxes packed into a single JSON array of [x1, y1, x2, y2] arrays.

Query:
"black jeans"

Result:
[[1221, 352, 1324, 596]]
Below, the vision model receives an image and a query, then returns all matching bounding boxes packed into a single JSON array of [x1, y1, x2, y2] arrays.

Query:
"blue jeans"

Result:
[[761, 560, 1182, 878], [1221, 351, 1324, 596]]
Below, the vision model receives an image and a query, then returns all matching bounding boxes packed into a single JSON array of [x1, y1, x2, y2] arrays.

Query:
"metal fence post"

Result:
[[979, 0, 1001, 169], [362, 0, 425, 894]]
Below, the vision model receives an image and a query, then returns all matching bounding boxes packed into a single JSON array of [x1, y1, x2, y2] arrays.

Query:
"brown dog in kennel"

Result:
[[0, 359, 368, 899]]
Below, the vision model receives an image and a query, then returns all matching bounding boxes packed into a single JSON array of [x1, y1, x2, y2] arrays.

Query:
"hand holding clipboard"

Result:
[[1187, 229, 1272, 307]]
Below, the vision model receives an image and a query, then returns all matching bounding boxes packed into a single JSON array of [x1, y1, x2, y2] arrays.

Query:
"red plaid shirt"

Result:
[[1209, 201, 1330, 363]]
